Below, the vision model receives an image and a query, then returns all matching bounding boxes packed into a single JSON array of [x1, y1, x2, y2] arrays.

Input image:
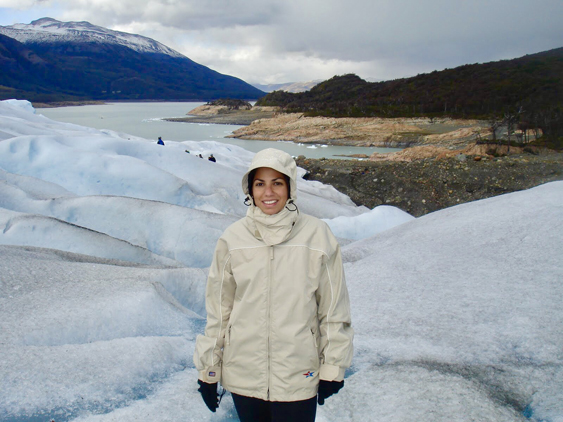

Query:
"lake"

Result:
[[39, 102, 403, 159]]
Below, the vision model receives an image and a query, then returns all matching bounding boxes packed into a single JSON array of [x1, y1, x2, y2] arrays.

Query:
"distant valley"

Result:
[[252, 80, 322, 93]]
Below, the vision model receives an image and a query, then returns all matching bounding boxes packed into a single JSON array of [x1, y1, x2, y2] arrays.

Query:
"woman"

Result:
[[193, 148, 353, 421]]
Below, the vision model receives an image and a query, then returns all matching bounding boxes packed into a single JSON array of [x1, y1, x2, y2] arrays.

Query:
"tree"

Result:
[[488, 115, 503, 144], [503, 108, 523, 152]]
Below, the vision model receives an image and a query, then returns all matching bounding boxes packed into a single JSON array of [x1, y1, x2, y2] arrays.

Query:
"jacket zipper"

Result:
[[267, 245, 274, 400]]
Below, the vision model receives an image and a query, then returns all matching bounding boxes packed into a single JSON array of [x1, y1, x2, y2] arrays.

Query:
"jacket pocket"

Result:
[[310, 328, 318, 349], [223, 325, 233, 367], [310, 328, 320, 355], [226, 325, 232, 346], [309, 328, 321, 368]]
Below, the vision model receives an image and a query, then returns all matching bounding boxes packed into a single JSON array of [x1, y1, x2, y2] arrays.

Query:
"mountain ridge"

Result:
[[252, 80, 322, 93], [0, 18, 265, 102], [1, 18, 186, 58]]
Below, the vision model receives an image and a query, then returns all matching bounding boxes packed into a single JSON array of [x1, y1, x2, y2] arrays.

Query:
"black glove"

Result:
[[317, 380, 344, 405], [198, 380, 219, 412]]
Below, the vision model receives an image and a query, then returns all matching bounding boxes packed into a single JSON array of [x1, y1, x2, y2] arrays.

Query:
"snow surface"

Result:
[[0, 99, 562, 421], [0, 18, 185, 58]]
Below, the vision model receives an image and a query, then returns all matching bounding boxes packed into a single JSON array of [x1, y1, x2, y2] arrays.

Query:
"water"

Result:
[[39, 102, 402, 159]]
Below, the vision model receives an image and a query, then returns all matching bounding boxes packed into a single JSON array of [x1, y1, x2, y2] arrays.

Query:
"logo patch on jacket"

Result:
[[209, 371, 216, 377], [303, 371, 314, 378]]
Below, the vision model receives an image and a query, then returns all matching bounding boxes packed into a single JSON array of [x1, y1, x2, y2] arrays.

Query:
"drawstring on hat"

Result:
[[285, 199, 299, 213]]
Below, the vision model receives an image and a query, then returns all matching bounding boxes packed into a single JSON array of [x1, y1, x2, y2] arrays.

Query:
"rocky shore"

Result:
[[228, 113, 491, 148], [167, 105, 493, 148], [164, 104, 279, 126], [33, 101, 106, 108], [297, 151, 563, 217]]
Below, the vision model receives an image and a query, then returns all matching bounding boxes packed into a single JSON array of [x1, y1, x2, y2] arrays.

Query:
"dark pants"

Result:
[[232, 393, 317, 422]]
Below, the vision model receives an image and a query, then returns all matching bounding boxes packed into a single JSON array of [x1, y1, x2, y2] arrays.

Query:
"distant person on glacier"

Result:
[[157, 136, 164, 145], [193, 148, 353, 421], [208, 154, 216, 162]]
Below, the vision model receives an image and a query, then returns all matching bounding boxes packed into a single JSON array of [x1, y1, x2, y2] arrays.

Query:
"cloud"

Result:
[[59, 0, 282, 29], [2, 0, 563, 83], [0, 0, 50, 7]]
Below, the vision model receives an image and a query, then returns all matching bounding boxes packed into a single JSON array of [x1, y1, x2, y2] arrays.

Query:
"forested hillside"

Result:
[[257, 48, 563, 144]]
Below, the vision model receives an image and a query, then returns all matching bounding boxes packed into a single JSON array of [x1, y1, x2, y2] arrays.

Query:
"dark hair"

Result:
[[248, 169, 290, 199], [247, 169, 257, 196]]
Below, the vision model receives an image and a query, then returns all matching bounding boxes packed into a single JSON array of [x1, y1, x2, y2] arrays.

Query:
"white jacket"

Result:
[[193, 148, 353, 402]]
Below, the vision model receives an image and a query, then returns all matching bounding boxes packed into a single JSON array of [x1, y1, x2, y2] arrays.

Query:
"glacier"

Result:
[[0, 99, 562, 422]]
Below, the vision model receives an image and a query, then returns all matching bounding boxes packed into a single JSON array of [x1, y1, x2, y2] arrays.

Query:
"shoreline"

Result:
[[163, 105, 278, 126], [40, 101, 491, 154], [164, 104, 492, 151], [32, 100, 107, 108], [31, 99, 225, 108], [226, 113, 491, 149]]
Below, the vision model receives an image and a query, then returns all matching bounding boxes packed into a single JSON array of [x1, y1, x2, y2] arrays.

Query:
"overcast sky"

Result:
[[1, 0, 562, 85]]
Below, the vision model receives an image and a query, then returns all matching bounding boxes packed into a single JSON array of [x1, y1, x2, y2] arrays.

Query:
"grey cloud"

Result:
[[46, 0, 563, 82], [71, 0, 285, 30]]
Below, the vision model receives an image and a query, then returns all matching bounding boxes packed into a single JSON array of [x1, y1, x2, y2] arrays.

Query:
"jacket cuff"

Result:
[[319, 364, 345, 382], [198, 366, 221, 383]]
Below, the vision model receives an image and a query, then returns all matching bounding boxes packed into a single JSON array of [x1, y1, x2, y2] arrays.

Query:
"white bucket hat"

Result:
[[241, 148, 297, 200]]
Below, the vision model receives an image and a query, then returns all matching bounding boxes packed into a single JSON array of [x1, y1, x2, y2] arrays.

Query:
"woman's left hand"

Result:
[[317, 380, 344, 405]]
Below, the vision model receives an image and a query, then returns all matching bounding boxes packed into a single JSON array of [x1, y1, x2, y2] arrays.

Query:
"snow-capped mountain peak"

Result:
[[0, 17, 185, 58]]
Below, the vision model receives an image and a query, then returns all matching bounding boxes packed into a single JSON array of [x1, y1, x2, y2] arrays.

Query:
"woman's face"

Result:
[[252, 167, 289, 215]]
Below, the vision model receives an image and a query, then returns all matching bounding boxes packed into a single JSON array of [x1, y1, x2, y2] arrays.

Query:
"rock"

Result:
[[184, 104, 229, 116], [295, 152, 563, 217], [164, 105, 279, 125], [368, 142, 548, 163], [228, 114, 489, 148], [422, 126, 491, 147], [207, 99, 252, 110], [370, 145, 457, 162]]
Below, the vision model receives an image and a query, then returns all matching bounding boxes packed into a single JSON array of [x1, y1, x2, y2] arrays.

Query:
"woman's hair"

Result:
[[248, 168, 291, 199]]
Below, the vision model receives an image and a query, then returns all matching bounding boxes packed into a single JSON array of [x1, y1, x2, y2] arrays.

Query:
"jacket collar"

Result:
[[246, 202, 299, 246]]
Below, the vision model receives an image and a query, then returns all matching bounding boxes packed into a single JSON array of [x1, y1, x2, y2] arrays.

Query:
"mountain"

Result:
[[0, 18, 265, 102], [252, 80, 322, 93], [256, 48, 563, 122]]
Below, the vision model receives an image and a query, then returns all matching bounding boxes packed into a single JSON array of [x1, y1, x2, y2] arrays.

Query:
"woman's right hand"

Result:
[[197, 380, 219, 412]]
